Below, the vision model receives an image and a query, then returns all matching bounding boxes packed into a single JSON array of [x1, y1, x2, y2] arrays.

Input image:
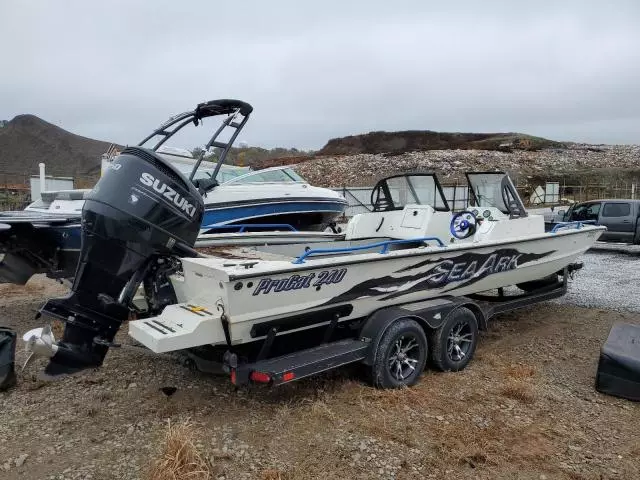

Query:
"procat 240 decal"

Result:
[[252, 268, 347, 295]]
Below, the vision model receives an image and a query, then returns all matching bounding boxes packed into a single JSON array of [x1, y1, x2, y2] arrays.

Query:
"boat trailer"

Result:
[[184, 265, 580, 388]]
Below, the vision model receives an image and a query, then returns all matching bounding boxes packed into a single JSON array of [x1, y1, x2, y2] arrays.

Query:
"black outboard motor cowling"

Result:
[[40, 147, 204, 376]]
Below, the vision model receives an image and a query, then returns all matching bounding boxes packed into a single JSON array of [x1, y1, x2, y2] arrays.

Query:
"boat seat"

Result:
[[345, 205, 453, 243]]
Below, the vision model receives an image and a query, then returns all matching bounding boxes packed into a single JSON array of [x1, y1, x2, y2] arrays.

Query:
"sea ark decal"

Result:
[[321, 248, 554, 305]]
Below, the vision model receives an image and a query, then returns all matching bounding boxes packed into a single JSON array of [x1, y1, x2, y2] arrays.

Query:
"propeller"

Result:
[[22, 325, 58, 370]]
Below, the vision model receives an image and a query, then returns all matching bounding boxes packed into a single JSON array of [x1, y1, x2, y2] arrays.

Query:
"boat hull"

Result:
[[177, 226, 605, 346], [200, 198, 346, 232]]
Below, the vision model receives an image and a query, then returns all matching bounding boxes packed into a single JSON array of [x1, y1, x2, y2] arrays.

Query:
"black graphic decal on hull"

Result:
[[321, 249, 554, 306]]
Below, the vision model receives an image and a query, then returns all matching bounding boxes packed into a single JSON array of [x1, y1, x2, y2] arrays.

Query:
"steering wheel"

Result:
[[371, 185, 391, 211], [450, 211, 478, 239]]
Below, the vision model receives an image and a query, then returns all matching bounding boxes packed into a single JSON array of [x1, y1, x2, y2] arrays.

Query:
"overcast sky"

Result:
[[2, 1, 640, 149]]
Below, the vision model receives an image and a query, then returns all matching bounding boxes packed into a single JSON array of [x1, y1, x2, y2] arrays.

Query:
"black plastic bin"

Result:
[[0, 327, 17, 391], [596, 323, 640, 402]]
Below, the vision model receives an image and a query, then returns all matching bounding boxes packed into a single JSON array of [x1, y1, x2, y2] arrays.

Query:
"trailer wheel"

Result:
[[430, 307, 478, 372], [633, 225, 640, 245], [371, 318, 428, 388]]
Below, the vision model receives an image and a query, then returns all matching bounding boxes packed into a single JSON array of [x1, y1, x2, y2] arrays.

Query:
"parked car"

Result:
[[546, 199, 640, 243]]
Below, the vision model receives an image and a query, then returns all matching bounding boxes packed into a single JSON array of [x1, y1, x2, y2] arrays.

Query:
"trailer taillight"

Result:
[[249, 371, 271, 383], [282, 372, 295, 382]]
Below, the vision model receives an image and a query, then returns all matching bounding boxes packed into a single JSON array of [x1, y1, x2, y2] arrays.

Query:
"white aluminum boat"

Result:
[[129, 172, 603, 352], [20, 127, 604, 388]]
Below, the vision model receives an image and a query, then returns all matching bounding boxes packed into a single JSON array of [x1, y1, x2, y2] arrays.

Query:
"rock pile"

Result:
[[294, 144, 640, 187]]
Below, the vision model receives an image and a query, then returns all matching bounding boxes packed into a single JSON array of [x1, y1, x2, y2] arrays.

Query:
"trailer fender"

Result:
[[359, 298, 479, 366], [456, 302, 488, 331], [359, 310, 417, 366]]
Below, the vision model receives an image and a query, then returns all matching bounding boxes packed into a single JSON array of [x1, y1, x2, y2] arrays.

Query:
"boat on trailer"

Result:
[[19, 119, 605, 387], [0, 99, 346, 285]]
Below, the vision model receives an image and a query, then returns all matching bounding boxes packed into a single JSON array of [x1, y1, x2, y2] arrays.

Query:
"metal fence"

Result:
[[0, 174, 636, 214], [528, 183, 638, 204]]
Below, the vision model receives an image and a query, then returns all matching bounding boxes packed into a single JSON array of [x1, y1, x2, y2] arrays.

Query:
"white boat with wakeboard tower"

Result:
[[0, 100, 346, 285]]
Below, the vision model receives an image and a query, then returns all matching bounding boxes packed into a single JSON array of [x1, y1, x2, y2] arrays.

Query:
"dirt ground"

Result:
[[1, 276, 639, 480]]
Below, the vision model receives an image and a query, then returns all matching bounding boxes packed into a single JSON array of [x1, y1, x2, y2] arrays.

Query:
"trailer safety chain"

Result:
[[215, 298, 225, 315], [216, 298, 232, 347], [567, 262, 583, 281]]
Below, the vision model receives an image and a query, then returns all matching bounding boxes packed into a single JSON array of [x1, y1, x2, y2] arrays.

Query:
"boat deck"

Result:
[[197, 245, 296, 262], [195, 236, 436, 264]]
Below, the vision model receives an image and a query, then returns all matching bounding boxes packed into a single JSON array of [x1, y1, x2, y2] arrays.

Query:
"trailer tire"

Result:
[[371, 318, 427, 389], [430, 307, 478, 372], [516, 274, 558, 292], [633, 225, 640, 245]]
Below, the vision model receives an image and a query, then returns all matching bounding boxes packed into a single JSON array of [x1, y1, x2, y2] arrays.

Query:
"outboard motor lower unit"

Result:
[[40, 147, 204, 375]]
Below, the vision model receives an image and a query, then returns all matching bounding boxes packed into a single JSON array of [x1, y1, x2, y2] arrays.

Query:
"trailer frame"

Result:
[[217, 265, 580, 388]]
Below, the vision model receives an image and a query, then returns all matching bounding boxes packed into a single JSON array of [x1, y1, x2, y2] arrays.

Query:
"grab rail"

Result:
[[291, 236, 445, 264], [551, 220, 596, 233], [200, 223, 298, 233]]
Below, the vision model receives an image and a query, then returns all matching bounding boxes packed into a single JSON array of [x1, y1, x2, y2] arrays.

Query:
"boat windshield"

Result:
[[222, 167, 307, 185], [466, 172, 527, 217], [173, 163, 250, 184], [371, 174, 449, 211]]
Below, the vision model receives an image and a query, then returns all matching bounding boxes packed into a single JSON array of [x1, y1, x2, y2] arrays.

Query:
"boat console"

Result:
[[345, 171, 541, 246]]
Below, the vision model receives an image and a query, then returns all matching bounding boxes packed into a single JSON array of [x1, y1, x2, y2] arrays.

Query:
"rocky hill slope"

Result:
[[295, 144, 640, 189], [318, 130, 563, 156], [2, 115, 639, 196], [0, 115, 112, 181]]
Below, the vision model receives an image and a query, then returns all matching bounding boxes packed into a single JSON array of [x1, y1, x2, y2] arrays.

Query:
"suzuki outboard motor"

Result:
[[39, 147, 204, 375], [24, 99, 252, 376]]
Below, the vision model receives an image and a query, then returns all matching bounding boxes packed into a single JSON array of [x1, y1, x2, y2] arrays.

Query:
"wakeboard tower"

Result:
[[20, 107, 606, 387]]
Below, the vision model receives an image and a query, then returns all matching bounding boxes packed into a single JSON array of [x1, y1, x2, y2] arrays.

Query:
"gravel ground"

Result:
[[559, 250, 640, 313], [1, 257, 639, 479]]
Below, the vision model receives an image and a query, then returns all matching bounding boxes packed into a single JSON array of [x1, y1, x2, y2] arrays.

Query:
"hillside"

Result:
[[0, 115, 113, 182], [318, 130, 564, 156], [1, 115, 637, 200], [295, 144, 640, 205], [194, 146, 313, 169]]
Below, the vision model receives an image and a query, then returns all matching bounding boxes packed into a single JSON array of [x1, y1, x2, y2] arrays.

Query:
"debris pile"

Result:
[[294, 144, 640, 187]]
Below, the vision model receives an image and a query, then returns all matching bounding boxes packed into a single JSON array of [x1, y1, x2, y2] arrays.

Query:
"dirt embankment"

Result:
[[293, 144, 640, 189], [318, 131, 562, 156]]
